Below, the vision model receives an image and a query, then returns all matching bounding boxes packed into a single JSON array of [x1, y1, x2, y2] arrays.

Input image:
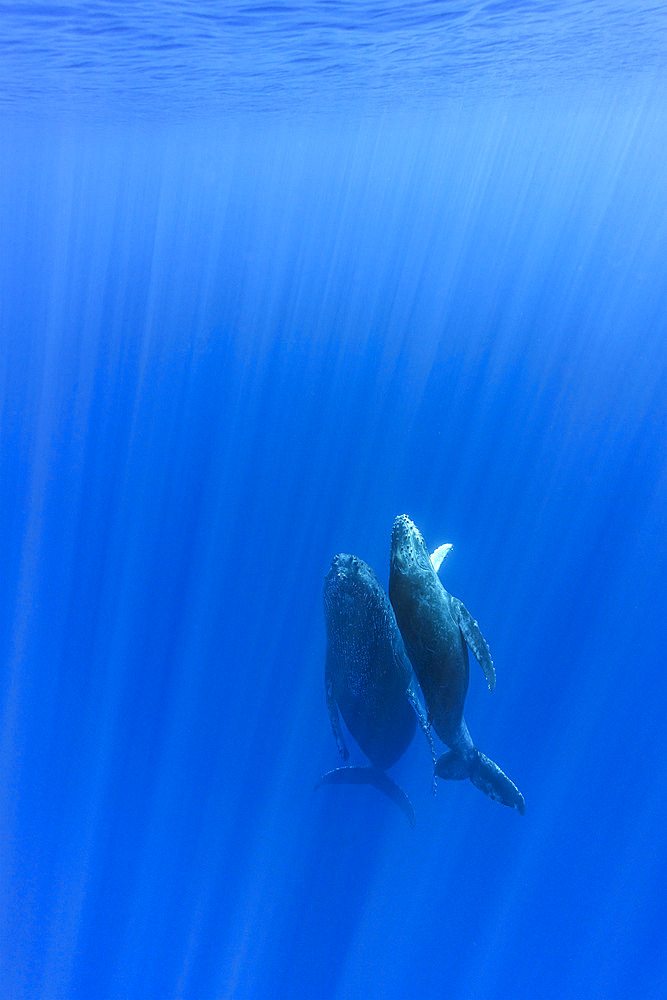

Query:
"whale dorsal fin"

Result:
[[430, 543, 453, 574]]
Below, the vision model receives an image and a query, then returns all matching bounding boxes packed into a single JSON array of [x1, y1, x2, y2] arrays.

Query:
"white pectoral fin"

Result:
[[430, 543, 453, 574], [452, 597, 496, 691]]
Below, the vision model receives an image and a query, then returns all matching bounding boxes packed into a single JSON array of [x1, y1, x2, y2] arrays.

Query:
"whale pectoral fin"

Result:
[[405, 679, 437, 792], [451, 598, 496, 691], [325, 663, 349, 761], [315, 766, 416, 827], [470, 751, 525, 814], [430, 543, 453, 574]]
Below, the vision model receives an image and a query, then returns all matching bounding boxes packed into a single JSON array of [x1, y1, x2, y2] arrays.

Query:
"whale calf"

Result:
[[389, 516, 525, 814], [318, 552, 434, 826]]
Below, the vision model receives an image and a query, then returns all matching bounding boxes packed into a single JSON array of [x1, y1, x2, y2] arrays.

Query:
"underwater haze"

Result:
[[1, 3, 666, 999]]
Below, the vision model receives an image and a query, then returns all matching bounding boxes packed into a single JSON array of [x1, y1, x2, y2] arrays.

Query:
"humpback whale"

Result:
[[318, 552, 434, 826], [389, 516, 525, 814]]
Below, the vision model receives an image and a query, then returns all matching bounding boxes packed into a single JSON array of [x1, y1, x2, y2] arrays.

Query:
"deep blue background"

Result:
[[1, 6, 667, 998]]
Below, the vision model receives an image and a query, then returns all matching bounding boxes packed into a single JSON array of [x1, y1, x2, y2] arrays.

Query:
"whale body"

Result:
[[389, 516, 525, 814], [318, 552, 434, 826]]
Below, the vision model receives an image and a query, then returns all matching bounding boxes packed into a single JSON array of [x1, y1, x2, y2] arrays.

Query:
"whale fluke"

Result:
[[316, 765, 416, 827], [436, 749, 525, 814]]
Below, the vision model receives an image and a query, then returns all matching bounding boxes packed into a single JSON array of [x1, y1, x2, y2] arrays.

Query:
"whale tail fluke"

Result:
[[315, 765, 416, 827], [435, 749, 525, 814]]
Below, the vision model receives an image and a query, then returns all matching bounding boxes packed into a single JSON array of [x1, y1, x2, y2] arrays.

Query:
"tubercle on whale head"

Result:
[[389, 514, 432, 576], [323, 553, 384, 628], [324, 552, 374, 601], [327, 553, 359, 577]]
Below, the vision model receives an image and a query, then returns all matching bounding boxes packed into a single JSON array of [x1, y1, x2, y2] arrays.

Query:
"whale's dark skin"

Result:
[[389, 515, 525, 814], [318, 552, 434, 826]]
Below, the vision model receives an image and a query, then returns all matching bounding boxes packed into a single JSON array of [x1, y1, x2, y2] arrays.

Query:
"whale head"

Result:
[[324, 553, 378, 616], [389, 515, 434, 581]]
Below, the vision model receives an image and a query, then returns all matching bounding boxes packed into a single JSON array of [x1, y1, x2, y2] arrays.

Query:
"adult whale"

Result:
[[389, 516, 525, 814], [318, 552, 434, 826]]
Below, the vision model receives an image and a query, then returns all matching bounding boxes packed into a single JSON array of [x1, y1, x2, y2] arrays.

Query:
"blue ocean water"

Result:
[[1, 3, 666, 999]]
